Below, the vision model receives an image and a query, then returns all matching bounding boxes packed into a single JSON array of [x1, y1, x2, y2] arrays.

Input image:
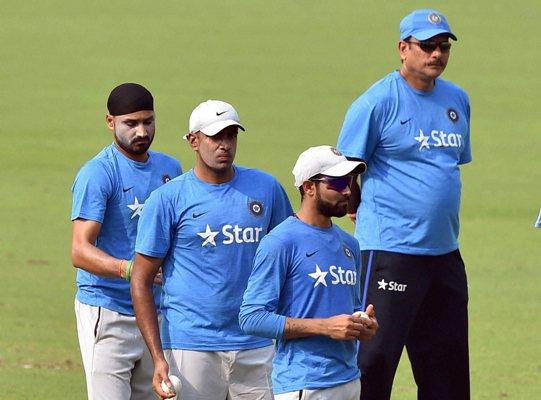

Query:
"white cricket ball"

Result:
[[161, 375, 181, 398], [352, 311, 369, 319]]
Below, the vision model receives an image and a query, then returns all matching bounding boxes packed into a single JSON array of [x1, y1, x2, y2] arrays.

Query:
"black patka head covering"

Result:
[[107, 83, 154, 116]]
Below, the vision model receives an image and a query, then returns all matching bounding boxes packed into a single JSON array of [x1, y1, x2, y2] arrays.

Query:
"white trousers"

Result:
[[274, 378, 360, 400], [165, 345, 274, 400], [75, 300, 154, 400]]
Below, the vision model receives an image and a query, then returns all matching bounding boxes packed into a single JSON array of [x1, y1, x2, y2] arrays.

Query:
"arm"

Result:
[[346, 178, 361, 223], [240, 236, 366, 341], [337, 95, 382, 223], [71, 219, 129, 278], [131, 253, 173, 399], [283, 314, 366, 340], [131, 188, 177, 398], [284, 243, 375, 341], [70, 163, 130, 278]]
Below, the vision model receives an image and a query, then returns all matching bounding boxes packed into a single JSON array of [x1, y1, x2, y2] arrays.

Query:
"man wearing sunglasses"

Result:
[[337, 9, 472, 400], [240, 145, 378, 399]]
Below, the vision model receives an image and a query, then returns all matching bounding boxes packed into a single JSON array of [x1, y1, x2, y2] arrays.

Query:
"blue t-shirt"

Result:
[[337, 70, 472, 255], [71, 144, 182, 315], [135, 167, 293, 351], [239, 216, 362, 393]]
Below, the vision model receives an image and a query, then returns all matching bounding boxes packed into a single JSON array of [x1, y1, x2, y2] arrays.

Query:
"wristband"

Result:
[[123, 259, 134, 282], [118, 259, 132, 281], [118, 259, 126, 279]]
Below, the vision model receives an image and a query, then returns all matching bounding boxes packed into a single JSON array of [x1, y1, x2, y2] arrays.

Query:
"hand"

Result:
[[357, 304, 378, 341], [153, 267, 163, 285], [152, 358, 176, 399], [323, 314, 365, 340], [347, 213, 356, 223]]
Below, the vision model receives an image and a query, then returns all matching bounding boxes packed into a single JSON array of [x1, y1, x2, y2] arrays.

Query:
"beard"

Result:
[[315, 190, 348, 218], [114, 131, 153, 155]]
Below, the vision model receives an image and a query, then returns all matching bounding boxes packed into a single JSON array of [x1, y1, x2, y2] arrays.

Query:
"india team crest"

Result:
[[447, 108, 459, 122], [428, 13, 442, 24], [248, 200, 264, 216], [343, 245, 353, 259], [162, 173, 171, 183]]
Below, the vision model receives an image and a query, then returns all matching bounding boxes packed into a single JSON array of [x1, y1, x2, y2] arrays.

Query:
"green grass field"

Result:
[[1, 1, 540, 398]]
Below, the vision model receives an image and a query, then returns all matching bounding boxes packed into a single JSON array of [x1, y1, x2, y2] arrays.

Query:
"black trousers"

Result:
[[358, 250, 470, 400]]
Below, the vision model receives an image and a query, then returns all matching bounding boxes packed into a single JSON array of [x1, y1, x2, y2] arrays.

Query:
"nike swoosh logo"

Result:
[[400, 118, 411, 125], [306, 250, 319, 257], [216, 111, 227, 116], [122, 186, 134, 192], [192, 212, 207, 218]]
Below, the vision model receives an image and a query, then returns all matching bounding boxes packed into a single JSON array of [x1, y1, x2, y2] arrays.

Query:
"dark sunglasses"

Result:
[[406, 40, 452, 54], [310, 175, 354, 192]]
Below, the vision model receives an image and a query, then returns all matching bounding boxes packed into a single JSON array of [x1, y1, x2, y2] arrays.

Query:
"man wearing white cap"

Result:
[[240, 145, 378, 399], [131, 100, 293, 399], [337, 8, 472, 400]]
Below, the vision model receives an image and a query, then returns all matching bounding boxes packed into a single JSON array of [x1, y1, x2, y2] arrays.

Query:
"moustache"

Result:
[[131, 137, 150, 144]]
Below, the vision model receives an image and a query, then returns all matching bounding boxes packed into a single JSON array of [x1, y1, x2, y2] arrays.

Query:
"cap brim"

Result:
[[183, 120, 245, 140], [321, 160, 367, 177], [412, 29, 457, 41], [201, 120, 245, 136]]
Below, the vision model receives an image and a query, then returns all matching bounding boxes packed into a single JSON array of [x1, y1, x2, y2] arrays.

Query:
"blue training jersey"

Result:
[[239, 216, 362, 393], [337, 70, 472, 255], [135, 166, 293, 351], [71, 144, 182, 315]]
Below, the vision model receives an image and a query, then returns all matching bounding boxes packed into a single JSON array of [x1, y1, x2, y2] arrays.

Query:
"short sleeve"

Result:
[[269, 181, 293, 231], [71, 162, 113, 223], [337, 96, 382, 163], [135, 188, 177, 258]]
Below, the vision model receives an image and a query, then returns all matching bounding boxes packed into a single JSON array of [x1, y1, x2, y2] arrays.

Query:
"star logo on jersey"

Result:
[[377, 278, 407, 292], [197, 224, 219, 247], [414, 130, 430, 150], [127, 197, 144, 219], [308, 265, 328, 287]]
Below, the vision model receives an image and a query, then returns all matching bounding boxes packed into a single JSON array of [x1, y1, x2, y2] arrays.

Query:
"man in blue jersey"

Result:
[[131, 99, 293, 400], [71, 83, 182, 399], [337, 9, 471, 400], [239, 145, 378, 399]]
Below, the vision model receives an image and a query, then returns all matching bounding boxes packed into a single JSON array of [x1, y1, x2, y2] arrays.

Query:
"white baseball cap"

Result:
[[184, 99, 245, 140], [292, 145, 366, 187]]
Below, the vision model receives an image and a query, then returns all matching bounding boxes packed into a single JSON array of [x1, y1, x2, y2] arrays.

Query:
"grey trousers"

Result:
[[165, 345, 274, 400], [274, 379, 360, 400], [75, 300, 154, 400]]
